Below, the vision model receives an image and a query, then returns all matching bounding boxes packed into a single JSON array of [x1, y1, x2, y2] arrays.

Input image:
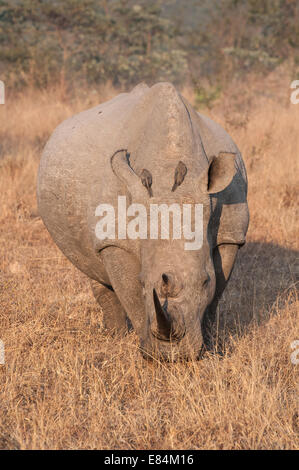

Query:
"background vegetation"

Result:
[[1, 0, 299, 98]]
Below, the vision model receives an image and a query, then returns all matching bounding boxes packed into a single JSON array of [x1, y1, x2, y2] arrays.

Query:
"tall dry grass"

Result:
[[0, 71, 298, 449]]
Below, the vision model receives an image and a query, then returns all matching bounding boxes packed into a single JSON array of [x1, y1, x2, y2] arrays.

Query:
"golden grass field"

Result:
[[0, 69, 298, 449]]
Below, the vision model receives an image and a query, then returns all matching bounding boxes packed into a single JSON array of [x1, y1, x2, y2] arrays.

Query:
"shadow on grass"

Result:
[[203, 241, 298, 353]]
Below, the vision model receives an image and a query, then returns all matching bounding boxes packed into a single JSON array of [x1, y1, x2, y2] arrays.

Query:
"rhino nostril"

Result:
[[161, 272, 182, 298], [161, 273, 172, 297]]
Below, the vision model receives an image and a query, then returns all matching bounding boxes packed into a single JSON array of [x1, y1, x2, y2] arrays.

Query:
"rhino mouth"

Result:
[[140, 336, 204, 362], [139, 289, 204, 361]]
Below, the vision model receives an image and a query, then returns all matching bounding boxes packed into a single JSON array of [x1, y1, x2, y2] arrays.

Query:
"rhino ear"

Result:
[[207, 152, 237, 194], [111, 149, 139, 187], [111, 149, 150, 198]]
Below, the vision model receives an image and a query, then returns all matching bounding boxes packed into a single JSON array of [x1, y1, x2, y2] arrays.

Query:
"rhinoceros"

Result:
[[37, 82, 249, 361]]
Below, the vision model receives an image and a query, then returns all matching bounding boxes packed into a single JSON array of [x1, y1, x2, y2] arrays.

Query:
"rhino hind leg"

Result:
[[90, 280, 128, 335]]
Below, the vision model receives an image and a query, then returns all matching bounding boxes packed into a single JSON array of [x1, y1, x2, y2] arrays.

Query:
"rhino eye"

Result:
[[172, 161, 187, 192], [140, 169, 153, 197]]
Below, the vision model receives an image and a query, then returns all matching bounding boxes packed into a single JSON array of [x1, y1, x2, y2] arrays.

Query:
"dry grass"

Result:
[[0, 72, 298, 449]]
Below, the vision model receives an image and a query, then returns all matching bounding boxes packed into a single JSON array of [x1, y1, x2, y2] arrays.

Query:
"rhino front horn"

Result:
[[152, 289, 185, 342], [152, 288, 172, 340]]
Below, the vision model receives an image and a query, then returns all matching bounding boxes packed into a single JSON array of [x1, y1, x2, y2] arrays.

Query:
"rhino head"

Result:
[[111, 146, 237, 361]]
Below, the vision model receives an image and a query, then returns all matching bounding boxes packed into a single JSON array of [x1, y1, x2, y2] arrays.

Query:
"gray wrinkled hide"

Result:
[[37, 82, 249, 359]]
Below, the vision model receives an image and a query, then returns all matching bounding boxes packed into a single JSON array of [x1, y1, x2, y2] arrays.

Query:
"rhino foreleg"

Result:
[[99, 247, 146, 338], [90, 280, 127, 335], [203, 243, 239, 349], [213, 243, 239, 299]]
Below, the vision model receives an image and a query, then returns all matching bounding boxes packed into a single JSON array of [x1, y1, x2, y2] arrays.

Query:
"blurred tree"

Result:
[[0, 0, 298, 91], [0, 0, 187, 89], [219, 0, 299, 74]]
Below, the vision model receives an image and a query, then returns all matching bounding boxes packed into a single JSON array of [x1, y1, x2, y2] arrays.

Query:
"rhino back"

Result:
[[37, 83, 149, 283]]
